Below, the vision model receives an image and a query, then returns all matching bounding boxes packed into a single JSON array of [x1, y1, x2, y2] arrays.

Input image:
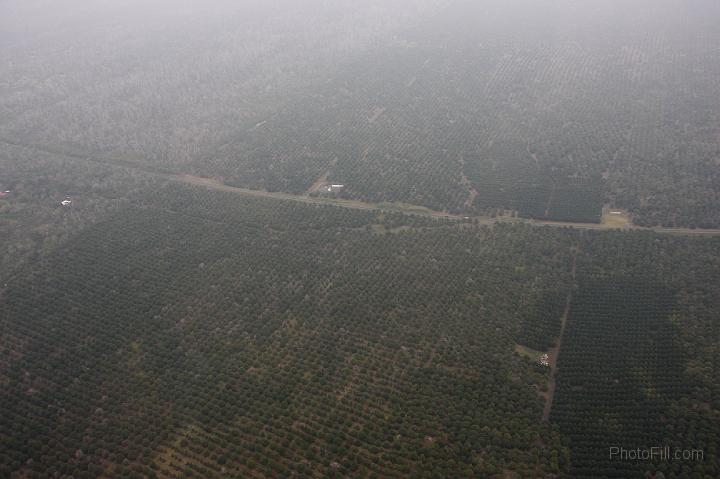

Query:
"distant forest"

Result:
[[2, 0, 720, 227]]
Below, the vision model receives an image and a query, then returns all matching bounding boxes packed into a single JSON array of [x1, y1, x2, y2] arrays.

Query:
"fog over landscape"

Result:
[[1, 1, 720, 478]]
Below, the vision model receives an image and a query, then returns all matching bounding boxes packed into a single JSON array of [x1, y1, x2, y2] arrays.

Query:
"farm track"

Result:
[[3, 138, 720, 236], [542, 244, 579, 422], [459, 156, 479, 210]]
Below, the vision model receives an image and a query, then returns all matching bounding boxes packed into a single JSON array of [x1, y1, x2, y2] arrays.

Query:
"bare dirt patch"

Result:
[[602, 206, 631, 228], [306, 170, 330, 195]]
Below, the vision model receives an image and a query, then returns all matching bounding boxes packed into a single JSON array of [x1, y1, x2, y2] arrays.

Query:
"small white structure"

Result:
[[326, 184, 345, 193], [539, 353, 550, 367], [60, 200, 72, 207]]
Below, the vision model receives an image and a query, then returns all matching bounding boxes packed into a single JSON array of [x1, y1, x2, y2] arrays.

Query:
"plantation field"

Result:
[[1, 181, 719, 478], [1, 184, 576, 478], [551, 234, 720, 478], [2, 1, 720, 477], [2, 0, 720, 227]]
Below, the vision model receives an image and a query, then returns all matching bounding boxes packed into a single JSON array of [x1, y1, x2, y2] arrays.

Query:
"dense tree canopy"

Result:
[[2, 182, 719, 478], [2, 0, 720, 226], [2, 1, 720, 477]]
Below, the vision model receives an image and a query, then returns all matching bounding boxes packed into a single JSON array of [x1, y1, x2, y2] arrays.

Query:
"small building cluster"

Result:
[[326, 184, 345, 193], [60, 199, 72, 207], [539, 353, 550, 367]]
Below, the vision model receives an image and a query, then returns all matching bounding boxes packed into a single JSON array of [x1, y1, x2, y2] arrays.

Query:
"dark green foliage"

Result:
[[516, 289, 568, 352], [3, 182, 718, 477], [553, 278, 682, 478], [465, 155, 604, 223], [551, 234, 720, 478], [0, 187, 576, 478], [2, 2, 720, 474]]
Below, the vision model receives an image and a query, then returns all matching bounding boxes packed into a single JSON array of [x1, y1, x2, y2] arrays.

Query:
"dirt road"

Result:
[[542, 244, 579, 422]]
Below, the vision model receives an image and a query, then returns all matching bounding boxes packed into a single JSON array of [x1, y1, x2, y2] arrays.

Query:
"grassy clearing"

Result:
[[515, 344, 544, 361], [602, 208, 631, 227]]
